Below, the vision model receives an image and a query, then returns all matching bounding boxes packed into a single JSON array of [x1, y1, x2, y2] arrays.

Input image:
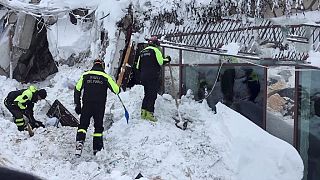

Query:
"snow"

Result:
[[0, 66, 303, 179], [271, 11, 320, 25], [46, 15, 97, 60], [0, 0, 307, 179], [221, 42, 240, 55], [306, 50, 320, 68], [216, 103, 302, 180]]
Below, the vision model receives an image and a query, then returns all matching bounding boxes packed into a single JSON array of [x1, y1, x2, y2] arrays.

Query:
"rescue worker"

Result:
[[242, 68, 260, 102], [74, 59, 120, 156], [135, 36, 171, 122], [220, 67, 236, 107], [4, 85, 46, 131], [219, 56, 238, 107]]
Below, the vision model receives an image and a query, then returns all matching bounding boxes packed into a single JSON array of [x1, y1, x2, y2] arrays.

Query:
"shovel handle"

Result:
[[26, 123, 34, 137]]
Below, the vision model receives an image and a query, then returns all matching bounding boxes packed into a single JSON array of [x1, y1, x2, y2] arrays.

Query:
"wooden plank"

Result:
[[117, 39, 133, 87]]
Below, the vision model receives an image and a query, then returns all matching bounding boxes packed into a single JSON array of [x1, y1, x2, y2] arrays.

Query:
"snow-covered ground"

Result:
[[0, 0, 312, 179], [0, 68, 303, 179]]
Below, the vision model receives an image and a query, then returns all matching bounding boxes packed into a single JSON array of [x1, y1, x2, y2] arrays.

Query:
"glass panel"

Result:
[[182, 64, 265, 128], [266, 66, 295, 145], [164, 48, 179, 64], [163, 65, 180, 97], [182, 66, 220, 108], [0, 19, 4, 33], [182, 51, 220, 64], [298, 69, 320, 180], [230, 65, 265, 128]]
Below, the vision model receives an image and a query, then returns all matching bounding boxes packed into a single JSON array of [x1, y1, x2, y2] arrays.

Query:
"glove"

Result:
[[166, 56, 171, 62], [75, 105, 81, 115], [24, 109, 37, 123], [30, 120, 45, 129]]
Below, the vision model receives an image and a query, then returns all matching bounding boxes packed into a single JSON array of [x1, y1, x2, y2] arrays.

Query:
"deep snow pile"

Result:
[[0, 0, 306, 179], [0, 65, 303, 180]]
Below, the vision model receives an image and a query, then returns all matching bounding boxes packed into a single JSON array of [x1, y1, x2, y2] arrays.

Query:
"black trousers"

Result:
[[141, 78, 160, 113], [4, 98, 24, 130], [247, 82, 260, 102], [4, 98, 23, 119], [220, 69, 235, 106], [76, 102, 105, 142]]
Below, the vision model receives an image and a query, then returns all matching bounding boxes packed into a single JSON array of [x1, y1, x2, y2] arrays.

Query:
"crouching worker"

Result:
[[4, 85, 47, 131], [74, 59, 120, 156]]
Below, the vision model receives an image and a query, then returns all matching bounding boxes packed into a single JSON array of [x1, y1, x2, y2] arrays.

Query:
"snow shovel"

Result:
[[117, 95, 129, 124], [168, 63, 187, 130]]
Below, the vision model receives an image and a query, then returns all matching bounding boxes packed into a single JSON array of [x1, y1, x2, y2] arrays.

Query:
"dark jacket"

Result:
[[74, 65, 120, 105], [6, 86, 39, 112], [136, 45, 169, 80]]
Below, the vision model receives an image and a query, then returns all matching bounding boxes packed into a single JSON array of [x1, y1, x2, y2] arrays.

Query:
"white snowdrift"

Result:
[[0, 69, 303, 180]]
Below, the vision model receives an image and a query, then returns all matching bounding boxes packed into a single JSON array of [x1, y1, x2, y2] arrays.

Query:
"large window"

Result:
[[266, 66, 295, 145], [181, 62, 265, 128], [159, 46, 320, 180], [182, 65, 221, 108], [298, 69, 320, 180], [163, 65, 180, 97], [182, 51, 220, 64]]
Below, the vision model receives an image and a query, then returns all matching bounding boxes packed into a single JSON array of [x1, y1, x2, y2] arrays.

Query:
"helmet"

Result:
[[37, 89, 47, 99], [148, 36, 160, 46], [28, 85, 37, 93], [243, 68, 253, 76], [93, 59, 105, 69]]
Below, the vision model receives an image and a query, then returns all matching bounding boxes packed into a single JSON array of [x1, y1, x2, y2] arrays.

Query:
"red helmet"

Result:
[[148, 36, 160, 46]]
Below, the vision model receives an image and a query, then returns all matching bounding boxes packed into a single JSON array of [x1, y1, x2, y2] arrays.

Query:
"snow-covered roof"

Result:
[[0, 0, 98, 16]]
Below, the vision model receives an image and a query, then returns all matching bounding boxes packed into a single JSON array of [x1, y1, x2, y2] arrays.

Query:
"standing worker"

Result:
[[74, 59, 120, 156], [4, 85, 46, 131], [242, 68, 260, 102], [136, 36, 171, 122]]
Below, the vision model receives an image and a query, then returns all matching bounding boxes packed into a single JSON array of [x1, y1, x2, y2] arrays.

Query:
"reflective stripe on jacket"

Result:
[[13, 86, 37, 110], [74, 69, 120, 105], [136, 45, 169, 80]]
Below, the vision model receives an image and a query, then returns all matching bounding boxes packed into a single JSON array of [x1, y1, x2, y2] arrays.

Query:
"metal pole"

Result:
[[168, 63, 187, 130]]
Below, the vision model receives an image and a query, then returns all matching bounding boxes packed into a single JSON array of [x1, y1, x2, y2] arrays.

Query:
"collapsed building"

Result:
[[0, 1, 320, 179], [0, 5, 58, 82]]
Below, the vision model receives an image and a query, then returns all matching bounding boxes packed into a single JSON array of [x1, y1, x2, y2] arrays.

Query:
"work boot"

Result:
[[141, 109, 146, 119], [144, 111, 157, 122], [93, 136, 104, 155], [75, 141, 84, 157]]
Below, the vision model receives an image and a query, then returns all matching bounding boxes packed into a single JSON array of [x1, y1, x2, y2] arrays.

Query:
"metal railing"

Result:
[[150, 17, 320, 62]]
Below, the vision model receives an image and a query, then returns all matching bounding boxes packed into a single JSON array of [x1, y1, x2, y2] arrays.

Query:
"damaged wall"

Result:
[[0, 10, 58, 82], [12, 16, 58, 82], [0, 26, 10, 75]]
